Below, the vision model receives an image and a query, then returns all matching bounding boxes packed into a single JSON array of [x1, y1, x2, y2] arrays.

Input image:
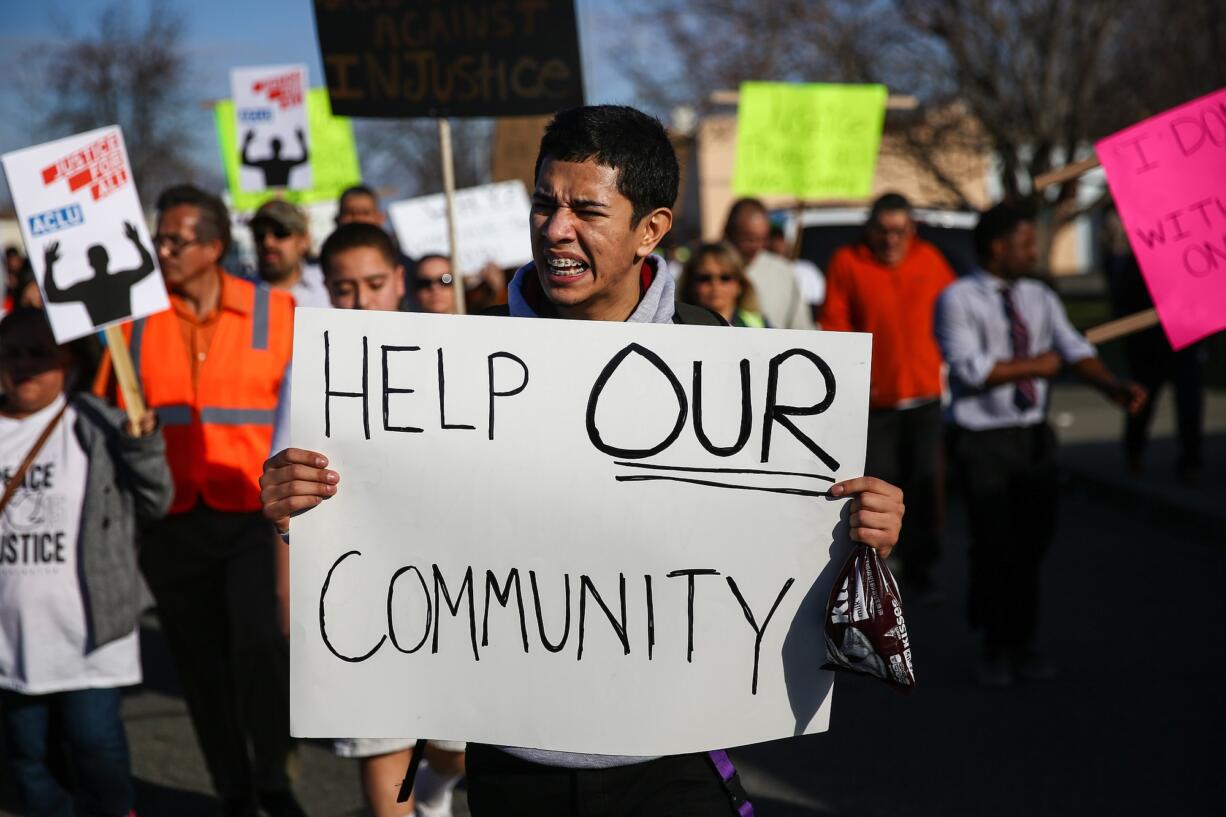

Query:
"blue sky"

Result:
[[0, 0, 648, 206]]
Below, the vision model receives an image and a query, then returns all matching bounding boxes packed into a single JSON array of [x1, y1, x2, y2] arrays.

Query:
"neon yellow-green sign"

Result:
[[214, 88, 362, 212], [733, 82, 887, 200]]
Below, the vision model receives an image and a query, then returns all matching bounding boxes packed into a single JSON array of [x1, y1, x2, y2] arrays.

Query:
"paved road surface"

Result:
[[731, 480, 1224, 816]]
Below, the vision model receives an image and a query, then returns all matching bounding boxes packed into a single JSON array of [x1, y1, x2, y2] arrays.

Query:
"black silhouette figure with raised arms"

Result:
[[241, 127, 309, 187], [42, 221, 156, 326]]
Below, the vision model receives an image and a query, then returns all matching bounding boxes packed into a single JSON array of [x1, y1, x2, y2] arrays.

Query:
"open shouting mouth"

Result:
[[544, 253, 589, 280]]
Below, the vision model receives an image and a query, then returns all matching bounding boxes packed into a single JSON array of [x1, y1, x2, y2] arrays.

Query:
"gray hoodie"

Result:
[[71, 393, 173, 649], [496, 256, 672, 769]]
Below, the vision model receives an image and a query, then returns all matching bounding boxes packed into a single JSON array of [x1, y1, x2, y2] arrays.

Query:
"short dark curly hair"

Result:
[[534, 105, 679, 225], [973, 200, 1037, 265], [319, 222, 398, 276]]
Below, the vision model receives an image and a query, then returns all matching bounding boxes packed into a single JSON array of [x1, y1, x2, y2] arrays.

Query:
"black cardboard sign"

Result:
[[313, 0, 585, 119]]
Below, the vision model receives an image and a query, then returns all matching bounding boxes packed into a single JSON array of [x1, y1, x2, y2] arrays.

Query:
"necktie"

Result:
[[1000, 287, 1038, 410]]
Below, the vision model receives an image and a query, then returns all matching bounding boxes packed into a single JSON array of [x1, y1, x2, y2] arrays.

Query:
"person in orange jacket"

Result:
[[820, 192, 956, 602], [96, 185, 305, 817]]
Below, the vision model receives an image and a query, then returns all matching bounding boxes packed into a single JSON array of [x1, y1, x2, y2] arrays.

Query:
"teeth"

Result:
[[547, 258, 587, 276]]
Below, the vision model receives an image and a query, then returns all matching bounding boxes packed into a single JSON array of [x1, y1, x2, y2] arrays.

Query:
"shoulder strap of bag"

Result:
[[0, 401, 69, 517]]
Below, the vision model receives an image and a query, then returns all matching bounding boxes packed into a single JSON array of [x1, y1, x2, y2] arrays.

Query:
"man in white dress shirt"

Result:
[[935, 201, 1145, 688]]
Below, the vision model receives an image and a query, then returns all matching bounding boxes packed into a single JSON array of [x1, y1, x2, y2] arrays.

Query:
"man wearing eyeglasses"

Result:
[[820, 192, 956, 604], [250, 199, 330, 309], [95, 185, 305, 817]]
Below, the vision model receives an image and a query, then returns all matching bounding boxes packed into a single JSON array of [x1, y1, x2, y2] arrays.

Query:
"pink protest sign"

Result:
[[1096, 88, 1226, 350]]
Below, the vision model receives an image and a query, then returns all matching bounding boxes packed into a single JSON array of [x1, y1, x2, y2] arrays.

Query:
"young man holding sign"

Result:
[[261, 106, 903, 816]]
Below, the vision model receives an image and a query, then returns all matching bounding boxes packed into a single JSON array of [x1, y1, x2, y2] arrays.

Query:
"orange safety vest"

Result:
[[118, 274, 293, 514]]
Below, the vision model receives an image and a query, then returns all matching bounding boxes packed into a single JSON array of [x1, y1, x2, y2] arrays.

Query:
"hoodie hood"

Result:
[[507, 254, 676, 324]]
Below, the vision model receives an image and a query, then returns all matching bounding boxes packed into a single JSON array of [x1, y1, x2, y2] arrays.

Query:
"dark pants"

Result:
[[465, 745, 745, 817], [140, 504, 294, 806], [865, 401, 944, 588], [1124, 338, 1204, 470], [1, 687, 133, 817], [950, 424, 1059, 655]]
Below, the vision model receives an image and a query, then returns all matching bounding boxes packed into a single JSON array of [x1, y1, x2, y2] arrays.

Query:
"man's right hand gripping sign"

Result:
[[260, 447, 339, 536]]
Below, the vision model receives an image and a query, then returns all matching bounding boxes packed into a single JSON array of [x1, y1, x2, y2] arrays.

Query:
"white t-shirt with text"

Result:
[[0, 396, 141, 694]]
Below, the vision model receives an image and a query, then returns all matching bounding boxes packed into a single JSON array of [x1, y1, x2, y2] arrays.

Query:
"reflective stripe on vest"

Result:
[[156, 404, 193, 426], [252, 285, 270, 350], [126, 275, 291, 514], [129, 317, 147, 388], [200, 407, 276, 426], [130, 286, 269, 364]]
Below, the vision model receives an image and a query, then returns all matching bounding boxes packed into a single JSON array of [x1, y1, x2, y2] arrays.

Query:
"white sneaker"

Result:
[[414, 787, 452, 817], [414, 761, 459, 817]]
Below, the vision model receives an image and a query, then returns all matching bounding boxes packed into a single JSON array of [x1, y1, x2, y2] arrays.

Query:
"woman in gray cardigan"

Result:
[[0, 307, 172, 817]]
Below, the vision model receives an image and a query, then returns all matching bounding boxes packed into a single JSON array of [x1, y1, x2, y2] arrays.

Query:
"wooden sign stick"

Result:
[[437, 118, 467, 316], [1036, 154, 1161, 344], [1033, 155, 1101, 192], [788, 200, 805, 261], [102, 324, 146, 431], [1083, 308, 1160, 345]]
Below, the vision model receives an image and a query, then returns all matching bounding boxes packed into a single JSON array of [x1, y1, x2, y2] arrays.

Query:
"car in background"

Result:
[[782, 206, 979, 277]]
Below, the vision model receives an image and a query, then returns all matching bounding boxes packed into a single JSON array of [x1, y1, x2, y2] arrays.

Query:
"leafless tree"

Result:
[[354, 118, 493, 201], [1096, 1, 1226, 135], [619, 0, 1224, 222], [18, 0, 201, 200], [895, 0, 1223, 262], [619, 0, 907, 117]]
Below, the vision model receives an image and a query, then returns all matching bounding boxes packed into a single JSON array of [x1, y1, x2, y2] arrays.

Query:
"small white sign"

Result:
[[289, 308, 872, 755], [1, 126, 169, 343], [388, 181, 532, 276], [232, 64, 312, 192]]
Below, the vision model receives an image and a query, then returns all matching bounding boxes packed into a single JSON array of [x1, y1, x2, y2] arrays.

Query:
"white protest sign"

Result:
[[232, 64, 312, 192], [289, 308, 872, 755], [1, 126, 169, 344], [388, 181, 532, 277]]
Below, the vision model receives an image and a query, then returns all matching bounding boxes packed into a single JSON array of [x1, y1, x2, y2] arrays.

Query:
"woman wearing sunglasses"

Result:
[[677, 242, 769, 328]]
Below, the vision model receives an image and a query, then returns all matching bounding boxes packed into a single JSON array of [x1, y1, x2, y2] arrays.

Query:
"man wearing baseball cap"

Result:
[[250, 199, 330, 309]]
